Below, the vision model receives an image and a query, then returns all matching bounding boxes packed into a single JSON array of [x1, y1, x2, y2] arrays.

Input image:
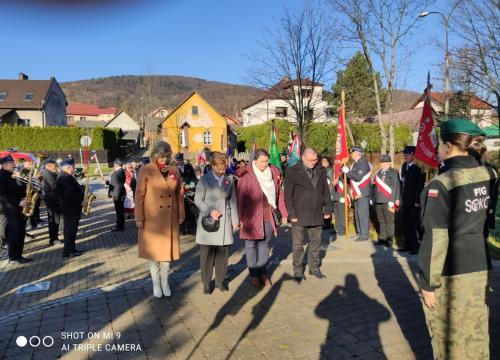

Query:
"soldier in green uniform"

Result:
[[418, 118, 497, 360]]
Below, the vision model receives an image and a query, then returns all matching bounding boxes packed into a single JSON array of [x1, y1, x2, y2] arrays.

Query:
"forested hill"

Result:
[[61, 75, 264, 119]]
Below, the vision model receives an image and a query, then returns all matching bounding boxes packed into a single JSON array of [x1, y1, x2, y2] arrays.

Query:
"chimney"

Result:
[[18, 72, 28, 80]]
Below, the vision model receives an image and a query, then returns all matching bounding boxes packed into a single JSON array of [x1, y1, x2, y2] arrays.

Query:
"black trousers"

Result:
[[7, 213, 27, 260], [374, 203, 395, 242], [354, 197, 370, 239], [0, 214, 7, 245], [333, 201, 346, 235], [47, 206, 61, 242], [401, 205, 419, 251], [291, 224, 322, 274], [113, 198, 125, 230], [63, 214, 80, 255], [199, 245, 229, 288]]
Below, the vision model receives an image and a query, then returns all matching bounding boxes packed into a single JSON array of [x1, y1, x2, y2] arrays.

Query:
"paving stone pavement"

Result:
[[0, 199, 498, 360]]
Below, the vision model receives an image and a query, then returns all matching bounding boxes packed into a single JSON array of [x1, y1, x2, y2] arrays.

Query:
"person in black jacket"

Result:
[[108, 159, 126, 231], [284, 148, 332, 281], [0, 155, 30, 263], [55, 158, 84, 258], [42, 157, 62, 246], [399, 146, 424, 254], [342, 146, 372, 241], [371, 154, 401, 247]]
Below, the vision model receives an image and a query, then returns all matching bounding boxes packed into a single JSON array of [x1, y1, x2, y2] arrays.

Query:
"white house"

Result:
[[241, 77, 335, 127], [0, 73, 67, 127], [105, 111, 142, 145], [411, 92, 498, 129]]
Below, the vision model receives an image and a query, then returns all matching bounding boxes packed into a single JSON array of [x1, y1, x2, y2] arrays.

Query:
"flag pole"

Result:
[[342, 91, 349, 240]]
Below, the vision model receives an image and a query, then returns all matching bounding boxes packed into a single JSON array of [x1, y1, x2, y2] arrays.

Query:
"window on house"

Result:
[[179, 128, 187, 148], [247, 114, 252, 124], [192, 106, 199, 115], [24, 91, 34, 101], [275, 107, 288, 118], [221, 135, 224, 149], [160, 111, 164, 117], [325, 107, 335, 118], [18, 119, 30, 126], [67, 116, 74, 122], [80, 116, 86, 121], [301, 89, 312, 98], [304, 108, 314, 121], [203, 130, 212, 145], [0, 91, 7, 101]]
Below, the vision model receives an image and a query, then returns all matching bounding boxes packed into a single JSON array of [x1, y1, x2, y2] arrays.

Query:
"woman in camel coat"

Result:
[[135, 141, 185, 298]]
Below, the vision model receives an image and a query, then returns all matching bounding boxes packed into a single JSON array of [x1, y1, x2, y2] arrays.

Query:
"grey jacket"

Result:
[[194, 172, 239, 246]]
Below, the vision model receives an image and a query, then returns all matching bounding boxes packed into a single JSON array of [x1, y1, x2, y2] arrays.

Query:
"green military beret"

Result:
[[440, 117, 486, 137]]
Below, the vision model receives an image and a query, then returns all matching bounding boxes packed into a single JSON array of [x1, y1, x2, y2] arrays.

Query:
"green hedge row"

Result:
[[0, 126, 120, 151], [237, 119, 413, 154]]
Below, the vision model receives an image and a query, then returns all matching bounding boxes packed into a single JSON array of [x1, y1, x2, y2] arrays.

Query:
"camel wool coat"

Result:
[[135, 163, 185, 262]]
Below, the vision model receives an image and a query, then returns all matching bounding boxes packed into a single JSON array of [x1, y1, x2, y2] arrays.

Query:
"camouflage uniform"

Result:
[[418, 155, 497, 360]]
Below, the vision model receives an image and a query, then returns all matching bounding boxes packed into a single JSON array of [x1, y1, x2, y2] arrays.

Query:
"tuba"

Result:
[[81, 171, 96, 216], [20, 167, 39, 217]]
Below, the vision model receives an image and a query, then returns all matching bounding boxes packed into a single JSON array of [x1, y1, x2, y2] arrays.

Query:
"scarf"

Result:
[[125, 169, 133, 185], [252, 162, 276, 209], [156, 160, 169, 176]]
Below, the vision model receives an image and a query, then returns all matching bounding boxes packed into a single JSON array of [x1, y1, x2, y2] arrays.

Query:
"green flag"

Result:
[[269, 123, 282, 173]]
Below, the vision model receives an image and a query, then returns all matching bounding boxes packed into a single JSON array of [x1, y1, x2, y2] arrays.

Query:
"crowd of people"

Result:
[[0, 117, 498, 359]]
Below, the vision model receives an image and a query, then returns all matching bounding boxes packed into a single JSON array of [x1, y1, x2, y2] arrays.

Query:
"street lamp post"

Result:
[[419, 0, 463, 120]]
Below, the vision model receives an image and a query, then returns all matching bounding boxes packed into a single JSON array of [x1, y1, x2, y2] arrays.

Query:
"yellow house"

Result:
[[160, 92, 228, 154]]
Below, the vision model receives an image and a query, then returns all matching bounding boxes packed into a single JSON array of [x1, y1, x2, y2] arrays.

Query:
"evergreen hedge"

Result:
[[0, 126, 120, 151], [238, 119, 413, 154]]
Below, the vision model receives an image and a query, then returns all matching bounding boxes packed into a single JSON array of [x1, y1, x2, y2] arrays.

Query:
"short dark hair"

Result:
[[254, 148, 269, 160]]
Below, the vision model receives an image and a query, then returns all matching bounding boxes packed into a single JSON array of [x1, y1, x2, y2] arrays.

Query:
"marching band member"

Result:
[[0, 155, 30, 263], [42, 157, 62, 246], [55, 158, 84, 258], [108, 159, 126, 231], [372, 154, 400, 247]]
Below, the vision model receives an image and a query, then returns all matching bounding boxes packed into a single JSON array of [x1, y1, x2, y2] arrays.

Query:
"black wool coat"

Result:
[[284, 162, 333, 227]]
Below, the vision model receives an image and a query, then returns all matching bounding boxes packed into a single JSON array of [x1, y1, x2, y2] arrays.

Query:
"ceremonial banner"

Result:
[[415, 93, 439, 168], [333, 104, 349, 180], [287, 132, 301, 167], [269, 123, 282, 173]]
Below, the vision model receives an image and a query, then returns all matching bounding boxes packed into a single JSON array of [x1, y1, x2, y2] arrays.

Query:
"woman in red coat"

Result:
[[237, 149, 288, 287]]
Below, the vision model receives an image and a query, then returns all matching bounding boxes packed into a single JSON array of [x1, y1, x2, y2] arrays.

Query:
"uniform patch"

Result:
[[428, 189, 439, 197]]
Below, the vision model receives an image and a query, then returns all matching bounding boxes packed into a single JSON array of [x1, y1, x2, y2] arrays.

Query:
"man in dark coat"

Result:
[[342, 146, 372, 241], [284, 148, 333, 280], [55, 158, 84, 258], [0, 155, 30, 263], [400, 145, 424, 254], [108, 159, 126, 231], [42, 157, 62, 245], [372, 154, 401, 247]]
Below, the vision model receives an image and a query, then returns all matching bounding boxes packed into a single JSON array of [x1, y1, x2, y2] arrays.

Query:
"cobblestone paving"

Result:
[[0, 199, 498, 360]]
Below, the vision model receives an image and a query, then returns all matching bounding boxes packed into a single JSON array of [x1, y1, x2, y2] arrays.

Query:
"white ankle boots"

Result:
[[149, 261, 171, 298]]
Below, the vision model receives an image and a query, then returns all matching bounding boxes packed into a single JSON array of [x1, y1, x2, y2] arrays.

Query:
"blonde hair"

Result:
[[211, 152, 228, 166], [150, 141, 172, 164]]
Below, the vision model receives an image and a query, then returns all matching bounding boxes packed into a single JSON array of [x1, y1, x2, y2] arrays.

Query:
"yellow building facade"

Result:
[[160, 92, 228, 154]]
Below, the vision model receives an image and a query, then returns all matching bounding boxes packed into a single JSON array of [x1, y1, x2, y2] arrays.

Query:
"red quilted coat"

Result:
[[236, 165, 288, 240]]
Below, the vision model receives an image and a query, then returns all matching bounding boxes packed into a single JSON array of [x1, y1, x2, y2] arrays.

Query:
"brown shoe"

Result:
[[260, 275, 272, 287], [250, 277, 261, 288]]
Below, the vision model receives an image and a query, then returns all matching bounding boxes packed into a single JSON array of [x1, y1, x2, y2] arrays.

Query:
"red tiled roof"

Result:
[[411, 92, 493, 110], [66, 102, 117, 116]]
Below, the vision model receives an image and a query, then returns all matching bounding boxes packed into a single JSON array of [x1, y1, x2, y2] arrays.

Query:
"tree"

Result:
[[450, 0, 500, 123], [330, 0, 434, 161], [248, 3, 334, 139], [332, 52, 386, 119]]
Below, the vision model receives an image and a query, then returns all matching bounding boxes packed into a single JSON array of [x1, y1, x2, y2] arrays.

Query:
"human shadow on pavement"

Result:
[[315, 274, 390, 359], [371, 244, 433, 358]]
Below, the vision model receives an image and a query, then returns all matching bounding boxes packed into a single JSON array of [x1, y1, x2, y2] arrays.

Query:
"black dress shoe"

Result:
[[62, 252, 83, 258], [217, 283, 228, 292], [309, 270, 326, 279], [111, 227, 124, 232], [293, 273, 305, 282], [374, 240, 388, 246], [397, 248, 409, 252], [9, 257, 32, 264]]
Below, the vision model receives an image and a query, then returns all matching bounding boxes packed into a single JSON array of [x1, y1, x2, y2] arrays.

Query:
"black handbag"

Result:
[[201, 214, 221, 233]]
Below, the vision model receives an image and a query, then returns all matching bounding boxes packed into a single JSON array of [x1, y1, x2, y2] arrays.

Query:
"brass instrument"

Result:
[[17, 167, 39, 217], [12, 173, 44, 194], [81, 170, 96, 216]]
